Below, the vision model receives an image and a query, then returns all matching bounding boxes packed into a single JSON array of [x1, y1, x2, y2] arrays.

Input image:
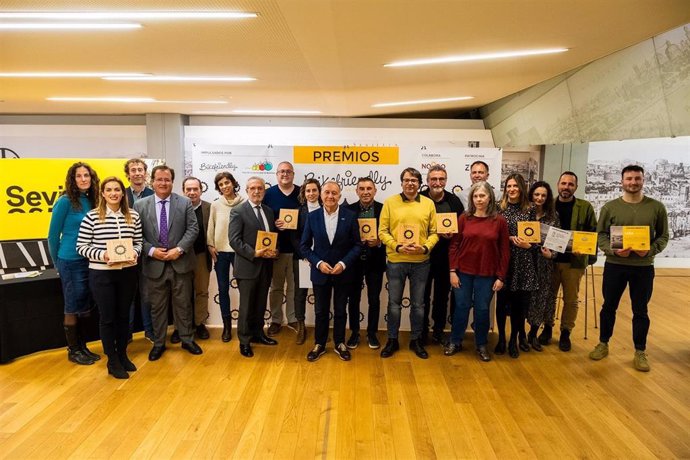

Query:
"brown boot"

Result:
[[296, 321, 306, 345]]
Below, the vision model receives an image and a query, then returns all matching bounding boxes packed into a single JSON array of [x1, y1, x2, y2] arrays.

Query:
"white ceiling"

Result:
[[1, 0, 689, 117]]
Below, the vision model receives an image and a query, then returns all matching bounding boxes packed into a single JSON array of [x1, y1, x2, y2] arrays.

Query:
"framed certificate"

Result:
[[106, 238, 135, 263], [358, 218, 377, 240], [572, 231, 597, 255], [622, 226, 650, 251], [255, 231, 278, 251], [397, 223, 420, 245], [436, 212, 458, 234], [543, 227, 571, 253], [517, 221, 541, 243], [278, 208, 299, 230]]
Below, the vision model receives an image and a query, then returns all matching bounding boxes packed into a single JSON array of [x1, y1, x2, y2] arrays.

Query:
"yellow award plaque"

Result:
[[278, 208, 299, 230], [358, 218, 377, 240], [255, 231, 278, 251], [436, 212, 458, 234], [572, 231, 597, 255], [397, 223, 420, 245], [517, 221, 541, 243]]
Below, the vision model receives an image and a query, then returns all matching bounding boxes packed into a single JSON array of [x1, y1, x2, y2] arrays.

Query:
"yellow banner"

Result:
[[293, 146, 398, 164], [0, 159, 130, 240]]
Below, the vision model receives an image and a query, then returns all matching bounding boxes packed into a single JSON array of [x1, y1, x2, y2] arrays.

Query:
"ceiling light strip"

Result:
[[103, 76, 255, 82], [0, 72, 150, 78], [385, 48, 568, 67], [372, 96, 473, 108], [0, 11, 257, 20], [0, 23, 141, 30]]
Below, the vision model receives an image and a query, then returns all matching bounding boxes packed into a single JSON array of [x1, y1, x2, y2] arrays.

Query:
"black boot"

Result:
[[528, 328, 543, 352], [78, 318, 101, 361], [107, 356, 129, 379], [64, 325, 95, 365], [538, 324, 553, 345], [222, 316, 232, 342], [118, 349, 137, 372]]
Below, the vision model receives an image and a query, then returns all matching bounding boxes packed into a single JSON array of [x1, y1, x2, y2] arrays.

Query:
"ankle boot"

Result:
[[64, 325, 95, 365], [107, 356, 129, 379], [528, 330, 543, 352], [78, 318, 101, 361], [221, 316, 232, 342], [538, 324, 552, 345], [118, 350, 137, 372], [296, 320, 306, 345]]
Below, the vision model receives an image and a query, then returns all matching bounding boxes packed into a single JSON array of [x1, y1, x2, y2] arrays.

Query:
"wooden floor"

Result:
[[1, 269, 689, 459]]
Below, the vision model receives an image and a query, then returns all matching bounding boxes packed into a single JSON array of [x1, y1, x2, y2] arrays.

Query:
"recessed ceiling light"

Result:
[[372, 96, 473, 108], [0, 23, 141, 30], [384, 48, 569, 67], [47, 96, 155, 103], [232, 109, 322, 115], [0, 72, 150, 78], [0, 11, 257, 20], [47, 96, 229, 104], [103, 75, 256, 82]]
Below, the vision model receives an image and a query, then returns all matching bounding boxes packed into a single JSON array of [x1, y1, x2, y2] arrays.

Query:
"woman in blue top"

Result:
[[48, 162, 100, 365]]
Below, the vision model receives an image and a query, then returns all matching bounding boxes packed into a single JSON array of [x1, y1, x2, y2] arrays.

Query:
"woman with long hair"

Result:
[[48, 162, 100, 365], [206, 171, 245, 342], [77, 176, 142, 379], [526, 181, 560, 351], [495, 173, 538, 358], [290, 178, 322, 345], [445, 182, 510, 361]]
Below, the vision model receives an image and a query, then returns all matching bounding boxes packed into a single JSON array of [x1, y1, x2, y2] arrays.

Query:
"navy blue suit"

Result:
[[300, 206, 361, 346]]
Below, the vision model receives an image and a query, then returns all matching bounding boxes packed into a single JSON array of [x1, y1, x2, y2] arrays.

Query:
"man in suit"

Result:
[[345, 177, 386, 350], [124, 158, 155, 342], [134, 165, 203, 361], [228, 176, 279, 358], [180, 176, 212, 341], [300, 181, 361, 362]]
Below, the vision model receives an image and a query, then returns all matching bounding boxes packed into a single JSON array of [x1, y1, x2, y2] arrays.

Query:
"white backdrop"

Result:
[[185, 124, 501, 331]]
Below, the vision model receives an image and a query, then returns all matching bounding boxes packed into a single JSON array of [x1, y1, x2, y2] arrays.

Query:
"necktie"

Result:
[[159, 199, 169, 248], [255, 205, 266, 231]]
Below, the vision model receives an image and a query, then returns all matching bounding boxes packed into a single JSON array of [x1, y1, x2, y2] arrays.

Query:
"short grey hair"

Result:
[[245, 176, 266, 189]]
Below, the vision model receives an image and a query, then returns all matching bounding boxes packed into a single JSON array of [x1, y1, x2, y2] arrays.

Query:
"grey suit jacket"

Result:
[[134, 192, 199, 278], [228, 200, 277, 279]]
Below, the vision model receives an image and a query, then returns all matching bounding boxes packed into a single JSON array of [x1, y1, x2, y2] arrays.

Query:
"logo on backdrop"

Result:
[[303, 170, 392, 191], [199, 162, 238, 172], [250, 160, 273, 172]]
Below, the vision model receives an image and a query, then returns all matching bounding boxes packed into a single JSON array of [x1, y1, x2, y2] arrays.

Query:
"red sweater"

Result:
[[448, 213, 510, 281]]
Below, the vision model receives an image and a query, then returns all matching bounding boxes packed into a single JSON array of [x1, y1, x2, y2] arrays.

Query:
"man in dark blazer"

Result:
[[134, 165, 203, 361], [228, 176, 279, 358], [124, 158, 155, 342], [300, 181, 361, 362], [345, 177, 387, 350]]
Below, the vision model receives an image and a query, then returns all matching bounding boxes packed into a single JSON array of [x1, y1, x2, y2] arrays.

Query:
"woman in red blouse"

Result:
[[445, 181, 510, 361]]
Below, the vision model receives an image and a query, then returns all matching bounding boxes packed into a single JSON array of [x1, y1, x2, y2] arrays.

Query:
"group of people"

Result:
[[48, 158, 668, 379]]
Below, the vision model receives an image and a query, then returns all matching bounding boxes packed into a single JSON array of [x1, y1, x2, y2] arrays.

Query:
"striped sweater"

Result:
[[77, 208, 143, 270]]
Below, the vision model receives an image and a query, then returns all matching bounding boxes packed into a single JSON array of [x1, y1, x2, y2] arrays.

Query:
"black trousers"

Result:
[[496, 288, 531, 342], [423, 263, 453, 334], [313, 277, 352, 346], [599, 262, 654, 350], [346, 263, 384, 335], [237, 263, 272, 345], [89, 267, 138, 357]]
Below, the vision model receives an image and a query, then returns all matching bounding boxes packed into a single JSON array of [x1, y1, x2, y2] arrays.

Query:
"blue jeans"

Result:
[[215, 252, 235, 318], [386, 260, 430, 340], [56, 257, 92, 315], [450, 273, 495, 347]]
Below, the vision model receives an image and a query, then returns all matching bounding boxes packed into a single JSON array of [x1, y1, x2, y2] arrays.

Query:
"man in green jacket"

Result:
[[540, 171, 597, 351], [589, 165, 668, 372]]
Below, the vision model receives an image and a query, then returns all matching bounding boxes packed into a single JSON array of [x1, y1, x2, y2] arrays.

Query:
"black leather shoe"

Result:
[[508, 340, 519, 359], [170, 330, 181, 344], [519, 337, 530, 352], [68, 348, 95, 365], [196, 324, 210, 340], [409, 339, 429, 359], [559, 329, 572, 352], [367, 334, 381, 349], [240, 344, 254, 358], [250, 333, 278, 345], [334, 343, 352, 361], [380, 339, 399, 358], [476, 346, 492, 362], [148, 345, 166, 361], [444, 343, 462, 356], [119, 354, 137, 372], [494, 339, 506, 355], [529, 336, 543, 352], [307, 344, 326, 362], [181, 341, 203, 355], [107, 359, 129, 379], [346, 332, 360, 349]]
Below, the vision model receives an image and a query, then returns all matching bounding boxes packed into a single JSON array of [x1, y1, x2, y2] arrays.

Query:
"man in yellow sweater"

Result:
[[379, 167, 439, 359]]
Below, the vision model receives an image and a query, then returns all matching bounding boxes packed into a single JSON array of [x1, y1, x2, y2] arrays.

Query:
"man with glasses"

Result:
[[420, 165, 464, 345], [378, 167, 439, 359], [263, 161, 301, 337]]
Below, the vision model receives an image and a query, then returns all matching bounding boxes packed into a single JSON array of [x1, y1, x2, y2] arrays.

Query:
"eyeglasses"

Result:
[[277, 170, 294, 175], [402, 179, 419, 184], [428, 177, 446, 182]]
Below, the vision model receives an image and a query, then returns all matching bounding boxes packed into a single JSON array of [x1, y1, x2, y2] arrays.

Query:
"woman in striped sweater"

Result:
[[77, 177, 142, 379]]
